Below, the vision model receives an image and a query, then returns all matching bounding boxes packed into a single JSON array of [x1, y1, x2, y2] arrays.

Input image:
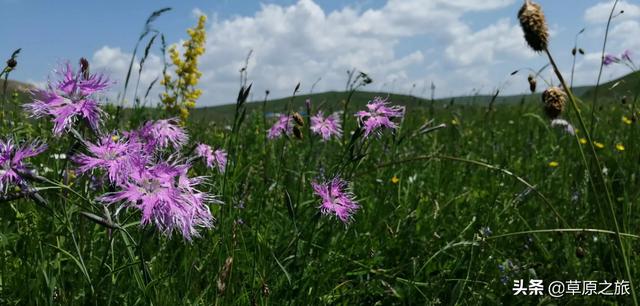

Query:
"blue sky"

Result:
[[1, 0, 639, 105]]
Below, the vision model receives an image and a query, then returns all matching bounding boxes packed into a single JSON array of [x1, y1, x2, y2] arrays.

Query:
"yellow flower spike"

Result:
[[548, 161, 559, 168], [579, 138, 587, 145], [391, 176, 400, 184], [594, 142, 605, 149], [616, 143, 625, 152]]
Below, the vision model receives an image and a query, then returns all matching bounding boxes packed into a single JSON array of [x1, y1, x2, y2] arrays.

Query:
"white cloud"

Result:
[[572, 1, 640, 87], [445, 18, 534, 66], [92, 46, 164, 106], [92, 0, 561, 105], [192, 0, 527, 104], [584, 1, 640, 24]]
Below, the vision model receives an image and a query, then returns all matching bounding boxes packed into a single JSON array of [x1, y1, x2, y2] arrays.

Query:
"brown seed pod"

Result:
[[542, 87, 566, 119], [293, 125, 303, 140], [527, 74, 537, 93], [518, 0, 549, 52], [292, 112, 304, 126]]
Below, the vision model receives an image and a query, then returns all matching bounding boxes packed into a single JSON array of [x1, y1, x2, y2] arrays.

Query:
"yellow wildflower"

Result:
[[451, 118, 459, 126], [616, 143, 625, 151], [594, 142, 605, 149], [579, 138, 587, 145], [548, 161, 559, 168], [391, 176, 400, 184], [623, 116, 633, 125], [161, 14, 207, 122]]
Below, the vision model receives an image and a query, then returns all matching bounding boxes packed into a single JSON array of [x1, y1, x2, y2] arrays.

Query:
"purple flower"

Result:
[[310, 112, 342, 141], [603, 54, 620, 66], [25, 62, 110, 136], [355, 97, 405, 137], [73, 135, 141, 185], [195, 144, 227, 173], [311, 177, 359, 223], [100, 161, 216, 240], [129, 118, 188, 153], [268, 114, 293, 139], [0, 139, 47, 192]]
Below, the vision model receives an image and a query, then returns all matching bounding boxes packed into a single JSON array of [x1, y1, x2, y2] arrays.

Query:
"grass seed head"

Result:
[[542, 87, 566, 119], [518, 0, 549, 52], [293, 112, 304, 126]]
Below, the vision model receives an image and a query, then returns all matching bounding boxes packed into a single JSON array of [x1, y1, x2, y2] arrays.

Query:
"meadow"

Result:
[[1, 1, 639, 305]]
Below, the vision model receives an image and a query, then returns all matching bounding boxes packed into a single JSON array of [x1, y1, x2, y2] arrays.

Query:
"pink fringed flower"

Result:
[[311, 177, 360, 223], [267, 114, 293, 139], [355, 97, 405, 137], [310, 112, 342, 141], [195, 144, 227, 173], [100, 161, 216, 240], [128, 118, 188, 153], [25, 61, 110, 136], [72, 135, 141, 185], [0, 139, 47, 192]]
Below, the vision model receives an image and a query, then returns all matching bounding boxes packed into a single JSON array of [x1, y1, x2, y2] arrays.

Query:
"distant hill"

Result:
[[1, 79, 34, 93], [580, 70, 640, 104], [4, 70, 638, 123]]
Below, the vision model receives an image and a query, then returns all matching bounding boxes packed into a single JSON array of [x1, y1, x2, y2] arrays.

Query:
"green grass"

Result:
[[1, 73, 639, 305]]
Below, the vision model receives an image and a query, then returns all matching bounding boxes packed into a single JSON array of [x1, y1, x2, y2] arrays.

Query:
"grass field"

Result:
[[1, 2, 640, 305]]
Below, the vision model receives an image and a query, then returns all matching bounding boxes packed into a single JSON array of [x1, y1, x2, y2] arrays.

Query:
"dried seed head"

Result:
[[542, 87, 566, 119], [261, 281, 271, 297], [6, 58, 17, 69], [572, 48, 577, 56], [292, 112, 304, 126], [527, 74, 537, 93], [217, 257, 234, 296], [293, 125, 303, 140], [518, 0, 549, 52]]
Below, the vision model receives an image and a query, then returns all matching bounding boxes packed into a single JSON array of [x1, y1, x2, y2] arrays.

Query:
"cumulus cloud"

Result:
[[572, 1, 640, 86], [584, 0, 640, 24], [91, 0, 561, 105], [92, 46, 165, 106]]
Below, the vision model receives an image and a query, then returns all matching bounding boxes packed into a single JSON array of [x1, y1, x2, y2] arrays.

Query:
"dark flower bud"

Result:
[[80, 58, 90, 80], [6, 58, 17, 69], [293, 126, 303, 140], [572, 48, 577, 56], [527, 74, 537, 93]]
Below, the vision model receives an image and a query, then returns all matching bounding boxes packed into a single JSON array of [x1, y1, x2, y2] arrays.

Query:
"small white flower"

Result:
[[52, 153, 67, 160], [550, 119, 575, 136]]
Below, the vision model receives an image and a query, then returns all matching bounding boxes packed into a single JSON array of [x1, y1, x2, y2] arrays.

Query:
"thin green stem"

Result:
[[544, 47, 637, 306]]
